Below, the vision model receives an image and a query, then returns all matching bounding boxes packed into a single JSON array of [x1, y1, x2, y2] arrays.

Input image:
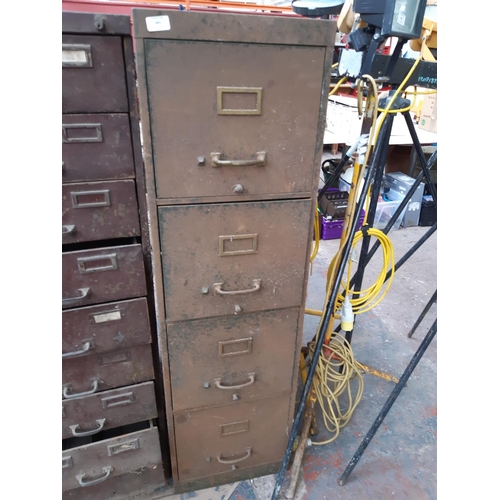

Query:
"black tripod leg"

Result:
[[337, 319, 437, 486], [346, 114, 394, 345], [408, 290, 437, 339]]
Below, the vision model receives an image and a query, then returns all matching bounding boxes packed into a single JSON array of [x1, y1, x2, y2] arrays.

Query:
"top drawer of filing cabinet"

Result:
[[134, 10, 334, 203], [62, 35, 129, 114]]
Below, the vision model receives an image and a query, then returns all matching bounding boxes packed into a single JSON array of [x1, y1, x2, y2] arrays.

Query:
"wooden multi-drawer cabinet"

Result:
[[133, 9, 335, 493], [62, 12, 168, 499]]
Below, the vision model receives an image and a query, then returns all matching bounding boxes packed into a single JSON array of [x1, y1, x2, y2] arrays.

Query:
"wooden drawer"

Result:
[[62, 180, 140, 243], [62, 35, 128, 114], [62, 344, 154, 399], [158, 199, 311, 321], [62, 465, 166, 500], [63, 298, 151, 358], [62, 382, 158, 440], [144, 39, 324, 201], [62, 244, 147, 309], [168, 309, 299, 412], [62, 427, 162, 493], [62, 114, 135, 183], [174, 394, 290, 482]]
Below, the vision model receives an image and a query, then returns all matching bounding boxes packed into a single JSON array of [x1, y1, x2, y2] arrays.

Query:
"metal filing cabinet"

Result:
[[132, 9, 335, 493], [62, 12, 168, 499]]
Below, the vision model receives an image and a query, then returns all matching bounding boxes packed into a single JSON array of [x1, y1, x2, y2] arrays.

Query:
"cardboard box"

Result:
[[418, 94, 437, 133], [385, 172, 425, 228]]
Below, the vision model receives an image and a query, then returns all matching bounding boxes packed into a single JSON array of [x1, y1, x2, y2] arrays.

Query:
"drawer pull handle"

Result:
[[213, 279, 261, 296], [214, 373, 256, 390], [62, 341, 92, 359], [62, 224, 76, 235], [62, 287, 91, 306], [63, 379, 99, 399], [217, 447, 252, 465], [69, 418, 106, 437], [62, 123, 103, 143], [211, 151, 266, 167], [76, 466, 113, 487]]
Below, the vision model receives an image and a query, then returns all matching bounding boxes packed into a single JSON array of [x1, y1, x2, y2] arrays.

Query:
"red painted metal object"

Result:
[[62, 0, 298, 17]]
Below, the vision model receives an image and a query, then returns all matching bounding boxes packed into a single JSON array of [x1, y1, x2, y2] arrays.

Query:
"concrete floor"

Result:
[[156, 222, 437, 500]]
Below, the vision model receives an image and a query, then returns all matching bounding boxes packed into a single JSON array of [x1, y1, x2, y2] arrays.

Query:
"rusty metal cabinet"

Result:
[[62, 12, 168, 500], [133, 9, 334, 493]]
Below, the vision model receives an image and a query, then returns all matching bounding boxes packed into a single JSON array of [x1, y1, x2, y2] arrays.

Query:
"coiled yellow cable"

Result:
[[308, 333, 364, 445], [335, 227, 395, 316]]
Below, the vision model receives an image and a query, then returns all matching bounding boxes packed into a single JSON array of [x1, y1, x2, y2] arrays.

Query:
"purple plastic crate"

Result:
[[320, 210, 365, 240]]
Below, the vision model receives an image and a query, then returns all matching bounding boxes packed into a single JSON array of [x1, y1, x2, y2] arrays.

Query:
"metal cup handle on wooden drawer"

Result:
[[214, 373, 256, 390], [76, 466, 113, 487], [217, 447, 252, 465], [213, 279, 261, 296], [210, 151, 266, 167], [62, 339, 94, 359], [63, 379, 100, 399], [69, 418, 106, 437], [62, 287, 91, 306]]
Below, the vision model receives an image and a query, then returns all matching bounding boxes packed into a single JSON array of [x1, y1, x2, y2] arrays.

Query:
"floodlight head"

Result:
[[353, 0, 427, 39], [291, 0, 345, 18]]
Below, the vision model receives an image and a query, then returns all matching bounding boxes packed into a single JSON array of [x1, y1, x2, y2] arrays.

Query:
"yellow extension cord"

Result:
[[307, 55, 427, 445]]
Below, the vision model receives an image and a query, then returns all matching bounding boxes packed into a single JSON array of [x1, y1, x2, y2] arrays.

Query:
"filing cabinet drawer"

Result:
[[168, 309, 299, 412], [62, 466, 166, 500], [158, 199, 311, 321], [63, 466, 165, 500], [62, 344, 155, 399], [62, 114, 135, 183], [62, 180, 140, 243], [62, 427, 162, 492], [174, 394, 290, 482], [62, 35, 128, 113], [62, 382, 158, 440], [145, 39, 324, 201], [62, 244, 147, 309], [63, 298, 151, 358]]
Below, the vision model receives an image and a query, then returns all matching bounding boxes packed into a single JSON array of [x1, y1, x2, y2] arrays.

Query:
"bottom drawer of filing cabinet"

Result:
[[63, 298, 152, 357], [63, 464, 167, 500], [174, 394, 291, 482], [62, 427, 163, 494], [62, 344, 154, 399], [168, 309, 300, 412], [62, 382, 158, 440]]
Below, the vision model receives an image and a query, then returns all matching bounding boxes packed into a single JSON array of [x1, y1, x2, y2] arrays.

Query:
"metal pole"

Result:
[[402, 112, 437, 204], [271, 143, 379, 500], [408, 290, 437, 338], [346, 115, 394, 345], [337, 319, 437, 486], [344, 148, 436, 344]]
